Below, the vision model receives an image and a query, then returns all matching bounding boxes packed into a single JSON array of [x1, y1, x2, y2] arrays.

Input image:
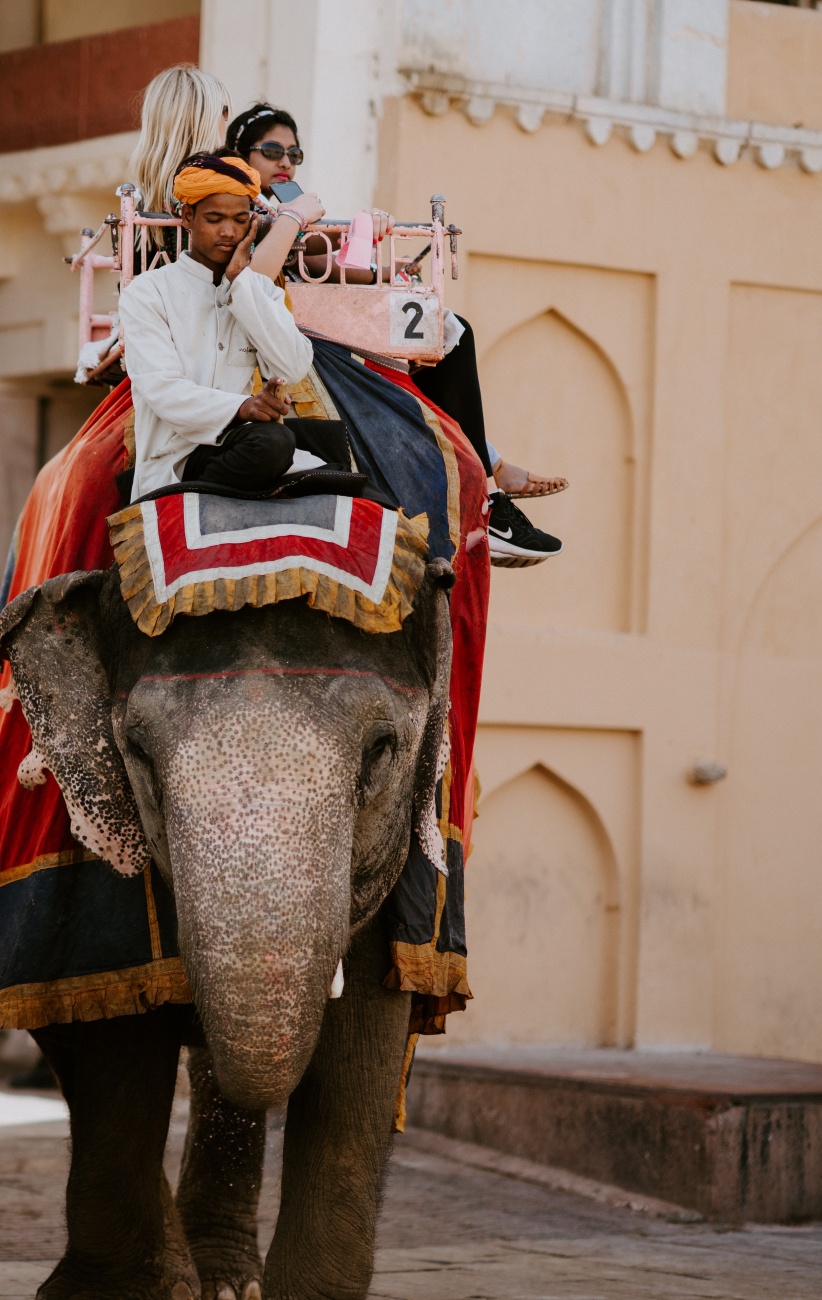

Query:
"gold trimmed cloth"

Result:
[[108, 493, 430, 637]]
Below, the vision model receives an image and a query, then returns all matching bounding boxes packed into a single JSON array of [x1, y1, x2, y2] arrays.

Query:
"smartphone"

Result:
[[250, 204, 272, 241], [271, 180, 304, 204]]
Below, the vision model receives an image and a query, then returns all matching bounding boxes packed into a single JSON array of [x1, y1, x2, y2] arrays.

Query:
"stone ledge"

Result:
[[400, 1125, 702, 1223], [405, 1047, 822, 1222], [399, 70, 822, 174]]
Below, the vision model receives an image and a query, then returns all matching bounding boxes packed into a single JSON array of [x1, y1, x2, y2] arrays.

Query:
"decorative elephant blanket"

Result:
[[0, 341, 489, 1047], [108, 492, 429, 637]]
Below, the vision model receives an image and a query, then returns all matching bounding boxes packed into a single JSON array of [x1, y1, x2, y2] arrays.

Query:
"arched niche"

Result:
[[450, 763, 620, 1047], [721, 517, 822, 1060], [480, 308, 635, 632]]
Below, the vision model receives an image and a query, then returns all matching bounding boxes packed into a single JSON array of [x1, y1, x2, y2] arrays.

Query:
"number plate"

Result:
[[389, 291, 440, 350]]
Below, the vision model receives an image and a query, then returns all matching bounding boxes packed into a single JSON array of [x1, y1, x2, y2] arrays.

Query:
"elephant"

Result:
[[0, 553, 454, 1300]]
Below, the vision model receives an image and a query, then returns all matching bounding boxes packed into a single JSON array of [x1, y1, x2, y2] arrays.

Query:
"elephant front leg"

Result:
[[176, 1045, 266, 1300], [32, 1005, 198, 1300], [264, 915, 412, 1300]]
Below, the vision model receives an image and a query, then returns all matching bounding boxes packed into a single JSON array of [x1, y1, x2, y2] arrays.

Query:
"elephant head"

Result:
[[0, 561, 453, 1108]]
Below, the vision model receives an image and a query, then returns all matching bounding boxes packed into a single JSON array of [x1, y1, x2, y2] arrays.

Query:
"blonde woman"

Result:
[[129, 65, 325, 282], [131, 63, 231, 213]]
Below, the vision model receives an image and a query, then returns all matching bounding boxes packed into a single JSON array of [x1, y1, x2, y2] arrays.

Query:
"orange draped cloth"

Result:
[[0, 381, 134, 879]]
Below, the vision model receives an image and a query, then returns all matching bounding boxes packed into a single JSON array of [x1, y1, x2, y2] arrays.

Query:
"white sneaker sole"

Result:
[[488, 535, 563, 568]]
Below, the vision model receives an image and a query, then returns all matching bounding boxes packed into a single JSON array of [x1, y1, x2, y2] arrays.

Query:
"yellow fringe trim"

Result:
[[0, 959, 191, 1031], [0, 847, 98, 888], [107, 504, 430, 637], [123, 408, 136, 469], [386, 942, 471, 1003], [383, 747, 473, 1035], [288, 368, 340, 420], [393, 1031, 420, 1133]]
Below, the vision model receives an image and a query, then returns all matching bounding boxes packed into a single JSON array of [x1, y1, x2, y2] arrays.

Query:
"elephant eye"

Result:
[[126, 726, 163, 811], [358, 723, 397, 805], [126, 733, 150, 759], [126, 727, 154, 770]]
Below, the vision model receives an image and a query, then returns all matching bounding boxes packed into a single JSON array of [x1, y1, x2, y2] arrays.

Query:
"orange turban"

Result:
[[173, 154, 261, 206]]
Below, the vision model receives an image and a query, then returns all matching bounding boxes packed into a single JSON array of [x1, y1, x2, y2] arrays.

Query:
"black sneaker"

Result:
[[487, 491, 563, 568]]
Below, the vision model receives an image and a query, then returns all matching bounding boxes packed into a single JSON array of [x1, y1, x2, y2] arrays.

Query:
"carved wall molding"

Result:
[[0, 132, 137, 207], [403, 71, 822, 176]]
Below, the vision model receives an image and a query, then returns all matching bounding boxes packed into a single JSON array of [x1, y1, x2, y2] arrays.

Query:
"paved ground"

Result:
[[1, 1090, 821, 1299]]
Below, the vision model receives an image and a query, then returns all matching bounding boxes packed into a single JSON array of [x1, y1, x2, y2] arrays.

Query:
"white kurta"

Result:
[[119, 252, 314, 500]]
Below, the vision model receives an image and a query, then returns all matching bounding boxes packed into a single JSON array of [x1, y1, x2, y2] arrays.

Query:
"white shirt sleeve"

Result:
[[226, 268, 313, 383], [119, 279, 242, 449]]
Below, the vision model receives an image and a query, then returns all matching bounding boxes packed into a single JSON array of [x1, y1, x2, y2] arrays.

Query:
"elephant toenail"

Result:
[[172, 1286, 195, 1300], [216, 1286, 237, 1300], [242, 1285, 262, 1300]]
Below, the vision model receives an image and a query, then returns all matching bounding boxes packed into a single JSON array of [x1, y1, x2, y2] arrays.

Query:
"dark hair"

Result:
[[226, 103, 300, 159]]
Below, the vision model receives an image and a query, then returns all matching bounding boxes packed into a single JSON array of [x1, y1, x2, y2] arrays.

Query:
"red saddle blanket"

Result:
[[108, 491, 430, 637], [0, 371, 489, 1041]]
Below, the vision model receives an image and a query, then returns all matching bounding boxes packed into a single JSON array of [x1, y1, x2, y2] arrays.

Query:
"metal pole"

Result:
[[118, 184, 135, 289], [77, 228, 95, 352]]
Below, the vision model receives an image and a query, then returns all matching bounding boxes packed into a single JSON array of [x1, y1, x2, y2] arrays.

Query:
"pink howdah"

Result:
[[68, 188, 461, 382]]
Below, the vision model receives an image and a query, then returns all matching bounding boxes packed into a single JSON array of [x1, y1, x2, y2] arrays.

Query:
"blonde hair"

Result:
[[131, 65, 231, 213]]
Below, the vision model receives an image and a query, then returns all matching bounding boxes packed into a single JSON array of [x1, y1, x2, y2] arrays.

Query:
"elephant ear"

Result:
[[0, 571, 150, 877], [408, 559, 455, 873]]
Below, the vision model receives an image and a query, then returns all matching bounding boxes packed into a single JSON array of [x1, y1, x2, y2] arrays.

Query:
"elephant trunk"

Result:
[[163, 699, 354, 1109]]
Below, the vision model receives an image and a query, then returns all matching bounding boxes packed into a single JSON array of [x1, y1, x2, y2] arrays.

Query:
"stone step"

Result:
[[405, 1046, 822, 1223]]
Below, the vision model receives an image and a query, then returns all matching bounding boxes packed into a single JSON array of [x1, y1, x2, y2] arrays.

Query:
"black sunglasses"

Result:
[[250, 142, 304, 165]]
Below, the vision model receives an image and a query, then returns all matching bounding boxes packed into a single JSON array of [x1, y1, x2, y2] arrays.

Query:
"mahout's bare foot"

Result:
[[493, 459, 568, 498]]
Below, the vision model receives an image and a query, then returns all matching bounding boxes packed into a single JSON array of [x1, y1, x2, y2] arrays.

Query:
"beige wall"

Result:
[[0, 0, 199, 51], [0, 191, 114, 560], [43, 0, 199, 43], [376, 96, 822, 1062], [0, 382, 101, 564], [0, 1, 38, 52], [728, 0, 822, 131]]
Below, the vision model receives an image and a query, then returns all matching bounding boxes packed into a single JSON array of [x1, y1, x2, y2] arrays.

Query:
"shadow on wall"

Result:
[[447, 763, 620, 1047], [481, 308, 635, 633], [720, 515, 822, 1062]]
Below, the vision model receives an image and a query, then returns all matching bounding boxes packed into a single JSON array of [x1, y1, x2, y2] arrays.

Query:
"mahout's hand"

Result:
[[236, 378, 292, 423], [225, 213, 259, 283]]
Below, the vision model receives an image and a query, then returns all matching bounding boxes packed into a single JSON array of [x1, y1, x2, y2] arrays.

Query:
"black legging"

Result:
[[412, 316, 492, 475], [182, 421, 296, 490]]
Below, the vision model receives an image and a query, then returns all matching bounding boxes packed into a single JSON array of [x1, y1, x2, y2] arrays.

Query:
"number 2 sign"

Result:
[[389, 291, 440, 351]]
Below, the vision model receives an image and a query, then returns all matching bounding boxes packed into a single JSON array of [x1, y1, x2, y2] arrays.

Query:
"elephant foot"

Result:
[[187, 1237, 262, 1300], [202, 1283, 261, 1300], [35, 1255, 200, 1300]]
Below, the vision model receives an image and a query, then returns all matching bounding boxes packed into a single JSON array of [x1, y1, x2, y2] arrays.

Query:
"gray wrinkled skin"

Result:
[[2, 573, 150, 876], [0, 561, 452, 1300]]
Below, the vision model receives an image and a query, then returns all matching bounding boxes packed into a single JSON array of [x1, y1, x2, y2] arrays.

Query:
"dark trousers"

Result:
[[412, 315, 492, 475], [182, 421, 296, 491]]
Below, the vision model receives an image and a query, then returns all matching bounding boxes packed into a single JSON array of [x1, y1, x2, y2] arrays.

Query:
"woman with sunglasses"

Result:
[[228, 102, 568, 565], [227, 105, 392, 278]]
